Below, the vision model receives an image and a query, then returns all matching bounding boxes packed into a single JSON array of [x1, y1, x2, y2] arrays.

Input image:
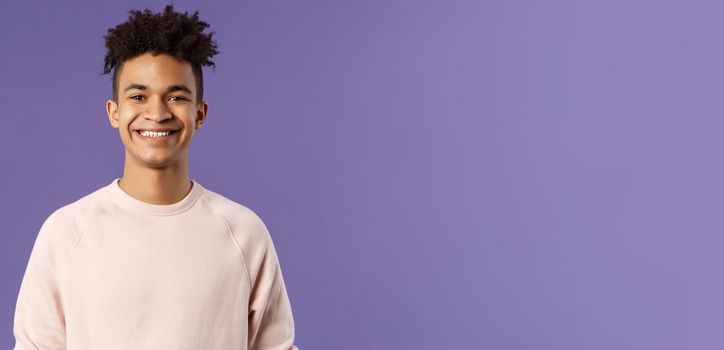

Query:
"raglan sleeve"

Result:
[[13, 208, 78, 350], [244, 214, 299, 350]]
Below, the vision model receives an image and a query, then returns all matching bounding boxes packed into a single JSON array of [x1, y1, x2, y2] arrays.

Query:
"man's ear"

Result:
[[106, 99, 119, 128], [195, 100, 209, 129]]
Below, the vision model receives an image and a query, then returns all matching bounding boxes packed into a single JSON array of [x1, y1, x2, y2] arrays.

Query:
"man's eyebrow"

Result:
[[123, 83, 147, 92], [167, 84, 192, 94], [122, 83, 192, 94]]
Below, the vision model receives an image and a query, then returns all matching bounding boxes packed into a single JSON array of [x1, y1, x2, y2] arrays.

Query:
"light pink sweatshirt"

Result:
[[13, 178, 298, 350]]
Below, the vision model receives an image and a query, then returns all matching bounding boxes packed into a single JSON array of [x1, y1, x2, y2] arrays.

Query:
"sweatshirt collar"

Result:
[[106, 177, 204, 216]]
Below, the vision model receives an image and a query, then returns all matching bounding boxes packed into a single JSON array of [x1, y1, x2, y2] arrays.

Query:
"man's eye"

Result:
[[130, 95, 144, 101], [169, 96, 187, 101]]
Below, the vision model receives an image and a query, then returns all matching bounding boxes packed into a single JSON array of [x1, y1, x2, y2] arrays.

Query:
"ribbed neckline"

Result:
[[105, 177, 204, 216]]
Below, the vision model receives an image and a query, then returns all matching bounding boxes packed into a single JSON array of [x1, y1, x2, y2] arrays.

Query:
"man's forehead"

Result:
[[119, 54, 194, 78], [118, 60, 195, 91]]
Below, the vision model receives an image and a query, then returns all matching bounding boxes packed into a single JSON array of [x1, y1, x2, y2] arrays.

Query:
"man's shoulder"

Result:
[[198, 186, 270, 240], [52, 182, 111, 220], [34, 183, 107, 246]]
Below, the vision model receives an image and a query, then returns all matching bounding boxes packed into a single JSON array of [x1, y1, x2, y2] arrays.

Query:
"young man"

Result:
[[13, 5, 298, 350]]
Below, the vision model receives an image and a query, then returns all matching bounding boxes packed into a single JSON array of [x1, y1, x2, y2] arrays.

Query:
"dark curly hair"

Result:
[[101, 4, 219, 103]]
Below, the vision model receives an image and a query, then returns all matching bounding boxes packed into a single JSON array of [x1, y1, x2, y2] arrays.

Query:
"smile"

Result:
[[135, 129, 179, 141]]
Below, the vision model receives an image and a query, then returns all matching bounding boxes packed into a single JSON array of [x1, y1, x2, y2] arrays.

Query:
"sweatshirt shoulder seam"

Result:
[[56, 205, 86, 299], [198, 194, 253, 289]]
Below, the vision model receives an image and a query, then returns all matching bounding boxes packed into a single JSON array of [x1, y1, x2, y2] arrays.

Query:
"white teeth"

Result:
[[139, 130, 172, 137]]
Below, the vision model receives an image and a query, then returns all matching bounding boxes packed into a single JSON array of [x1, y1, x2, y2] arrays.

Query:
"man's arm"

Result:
[[245, 216, 298, 350], [13, 208, 77, 350]]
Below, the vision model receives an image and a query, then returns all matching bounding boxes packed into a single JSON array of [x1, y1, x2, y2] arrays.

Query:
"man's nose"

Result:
[[144, 97, 172, 122]]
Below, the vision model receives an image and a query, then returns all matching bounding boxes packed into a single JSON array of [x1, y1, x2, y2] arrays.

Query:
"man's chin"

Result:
[[125, 152, 175, 169]]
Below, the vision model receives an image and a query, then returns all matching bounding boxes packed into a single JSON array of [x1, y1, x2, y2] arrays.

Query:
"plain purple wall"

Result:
[[2, 0, 724, 348]]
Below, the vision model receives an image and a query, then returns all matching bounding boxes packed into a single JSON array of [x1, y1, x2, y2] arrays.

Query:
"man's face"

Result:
[[106, 52, 208, 170]]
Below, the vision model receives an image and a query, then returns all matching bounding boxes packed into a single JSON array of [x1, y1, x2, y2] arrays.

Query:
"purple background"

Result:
[[1, 0, 722, 348]]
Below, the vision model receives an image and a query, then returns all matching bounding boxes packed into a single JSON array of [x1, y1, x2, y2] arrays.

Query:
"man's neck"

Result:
[[118, 160, 193, 205]]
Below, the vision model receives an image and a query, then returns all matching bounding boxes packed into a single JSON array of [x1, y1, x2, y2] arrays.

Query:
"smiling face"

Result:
[[106, 52, 208, 170]]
